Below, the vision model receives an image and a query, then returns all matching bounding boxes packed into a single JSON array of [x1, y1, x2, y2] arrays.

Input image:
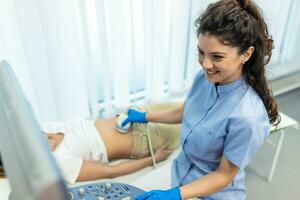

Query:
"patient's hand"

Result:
[[154, 143, 173, 162]]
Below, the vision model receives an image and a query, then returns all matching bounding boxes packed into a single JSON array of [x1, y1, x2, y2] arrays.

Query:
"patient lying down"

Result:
[[43, 102, 181, 184]]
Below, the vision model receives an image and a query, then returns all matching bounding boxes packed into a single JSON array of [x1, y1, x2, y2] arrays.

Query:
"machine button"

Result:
[[78, 188, 85, 196], [123, 186, 131, 193], [105, 183, 112, 190]]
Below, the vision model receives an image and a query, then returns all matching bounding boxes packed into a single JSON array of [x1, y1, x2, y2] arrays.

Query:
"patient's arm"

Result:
[[146, 102, 185, 124], [76, 157, 153, 181], [76, 144, 172, 181]]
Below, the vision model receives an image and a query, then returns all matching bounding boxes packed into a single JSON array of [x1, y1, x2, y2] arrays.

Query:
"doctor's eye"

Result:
[[212, 55, 224, 61]]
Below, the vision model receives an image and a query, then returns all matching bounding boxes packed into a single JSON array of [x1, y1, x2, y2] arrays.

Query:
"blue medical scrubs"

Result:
[[171, 70, 270, 200]]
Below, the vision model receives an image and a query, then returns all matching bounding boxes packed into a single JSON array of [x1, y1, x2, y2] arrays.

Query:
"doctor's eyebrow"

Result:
[[197, 46, 227, 55]]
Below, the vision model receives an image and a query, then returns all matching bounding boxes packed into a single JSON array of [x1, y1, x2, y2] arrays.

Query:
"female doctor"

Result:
[[122, 0, 281, 199]]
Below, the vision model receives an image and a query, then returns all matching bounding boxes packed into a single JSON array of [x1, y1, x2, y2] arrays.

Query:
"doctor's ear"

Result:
[[242, 46, 255, 64]]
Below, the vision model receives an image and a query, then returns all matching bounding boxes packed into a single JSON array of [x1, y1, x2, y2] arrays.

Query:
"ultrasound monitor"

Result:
[[0, 60, 68, 200]]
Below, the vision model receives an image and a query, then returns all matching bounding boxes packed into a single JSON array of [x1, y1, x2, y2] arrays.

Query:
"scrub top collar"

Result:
[[215, 76, 245, 95]]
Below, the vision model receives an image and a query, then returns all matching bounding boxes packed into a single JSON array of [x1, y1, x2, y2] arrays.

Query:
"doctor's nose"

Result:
[[200, 57, 214, 70]]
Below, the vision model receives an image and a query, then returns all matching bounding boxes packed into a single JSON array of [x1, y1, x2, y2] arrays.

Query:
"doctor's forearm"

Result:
[[179, 171, 234, 199], [146, 104, 184, 124]]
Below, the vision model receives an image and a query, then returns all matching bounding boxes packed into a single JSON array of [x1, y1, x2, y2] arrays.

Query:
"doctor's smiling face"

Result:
[[197, 33, 254, 85]]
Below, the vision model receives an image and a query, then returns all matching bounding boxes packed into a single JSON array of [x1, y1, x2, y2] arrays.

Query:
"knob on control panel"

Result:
[[78, 187, 85, 196], [105, 183, 112, 191]]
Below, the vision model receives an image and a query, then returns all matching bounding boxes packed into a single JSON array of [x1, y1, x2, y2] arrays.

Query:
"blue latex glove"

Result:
[[135, 187, 182, 200], [121, 108, 147, 126]]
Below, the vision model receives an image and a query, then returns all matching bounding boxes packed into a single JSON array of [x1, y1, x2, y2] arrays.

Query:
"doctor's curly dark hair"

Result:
[[195, 0, 280, 126]]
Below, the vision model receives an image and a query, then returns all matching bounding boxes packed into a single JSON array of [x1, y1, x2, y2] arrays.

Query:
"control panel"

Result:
[[68, 182, 145, 200]]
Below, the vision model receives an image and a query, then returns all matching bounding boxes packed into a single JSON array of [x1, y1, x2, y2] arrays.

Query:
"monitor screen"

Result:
[[0, 60, 68, 200]]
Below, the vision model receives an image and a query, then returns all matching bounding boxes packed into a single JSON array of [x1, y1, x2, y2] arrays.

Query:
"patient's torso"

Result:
[[42, 119, 109, 163], [41, 119, 110, 184], [95, 117, 134, 160]]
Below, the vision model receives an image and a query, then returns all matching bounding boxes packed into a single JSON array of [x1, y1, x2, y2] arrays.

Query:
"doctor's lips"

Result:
[[206, 69, 219, 75]]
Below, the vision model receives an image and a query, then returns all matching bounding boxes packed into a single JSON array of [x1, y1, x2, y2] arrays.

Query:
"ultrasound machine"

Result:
[[0, 60, 144, 200]]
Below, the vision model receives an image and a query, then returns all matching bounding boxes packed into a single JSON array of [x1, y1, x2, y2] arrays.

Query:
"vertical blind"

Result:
[[0, 0, 299, 123]]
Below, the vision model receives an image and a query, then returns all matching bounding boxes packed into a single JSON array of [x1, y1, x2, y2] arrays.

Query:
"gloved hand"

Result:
[[121, 108, 147, 126], [135, 187, 182, 200]]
